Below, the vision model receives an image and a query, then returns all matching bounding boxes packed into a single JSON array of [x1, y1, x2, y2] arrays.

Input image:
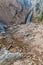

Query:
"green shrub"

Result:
[[41, 10, 43, 19], [35, 10, 43, 22]]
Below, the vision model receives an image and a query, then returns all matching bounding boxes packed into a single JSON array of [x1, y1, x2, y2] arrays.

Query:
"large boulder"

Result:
[[0, 0, 32, 24]]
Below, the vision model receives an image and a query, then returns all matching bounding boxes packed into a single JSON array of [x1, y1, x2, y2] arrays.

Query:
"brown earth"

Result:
[[0, 22, 43, 65]]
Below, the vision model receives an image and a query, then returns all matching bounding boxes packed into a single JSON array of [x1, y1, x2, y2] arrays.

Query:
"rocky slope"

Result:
[[0, 22, 43, 65], [0, 0, 43, 65]]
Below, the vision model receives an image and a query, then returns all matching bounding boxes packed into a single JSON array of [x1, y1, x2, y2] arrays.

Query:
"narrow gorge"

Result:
[[0, 0, 43, 65]]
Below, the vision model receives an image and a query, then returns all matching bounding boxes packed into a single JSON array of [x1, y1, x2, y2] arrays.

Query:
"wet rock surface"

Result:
[[0, 23, 43, 65], [0, 22, 5, 34]]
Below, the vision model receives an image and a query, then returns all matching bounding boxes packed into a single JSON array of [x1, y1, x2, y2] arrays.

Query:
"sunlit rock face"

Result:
[[0, 0, 32, 24]]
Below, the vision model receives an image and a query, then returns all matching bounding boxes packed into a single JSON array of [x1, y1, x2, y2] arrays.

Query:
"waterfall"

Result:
[[25, 11, 33, 24], [26, 11, 33, 23]]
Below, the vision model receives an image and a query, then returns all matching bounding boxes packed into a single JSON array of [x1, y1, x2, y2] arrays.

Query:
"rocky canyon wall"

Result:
[[0, 0, 32, 24]]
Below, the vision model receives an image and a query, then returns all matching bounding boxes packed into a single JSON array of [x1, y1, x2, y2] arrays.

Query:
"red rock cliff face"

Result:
[[0, 0, 31, 24]]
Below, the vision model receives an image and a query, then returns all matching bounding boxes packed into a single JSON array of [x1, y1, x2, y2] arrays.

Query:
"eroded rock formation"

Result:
[[0, 0, 32, 24]]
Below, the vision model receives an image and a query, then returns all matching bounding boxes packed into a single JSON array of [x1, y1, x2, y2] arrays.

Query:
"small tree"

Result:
[[36, 3, 40, 11]]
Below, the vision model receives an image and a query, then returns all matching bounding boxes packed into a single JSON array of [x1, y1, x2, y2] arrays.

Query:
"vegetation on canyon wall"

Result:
[[35, 10, 43, 23], [33, 0, 43, 23]]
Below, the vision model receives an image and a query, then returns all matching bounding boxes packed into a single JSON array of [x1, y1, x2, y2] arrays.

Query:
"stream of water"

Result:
[[25, 11, 33, 24]]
